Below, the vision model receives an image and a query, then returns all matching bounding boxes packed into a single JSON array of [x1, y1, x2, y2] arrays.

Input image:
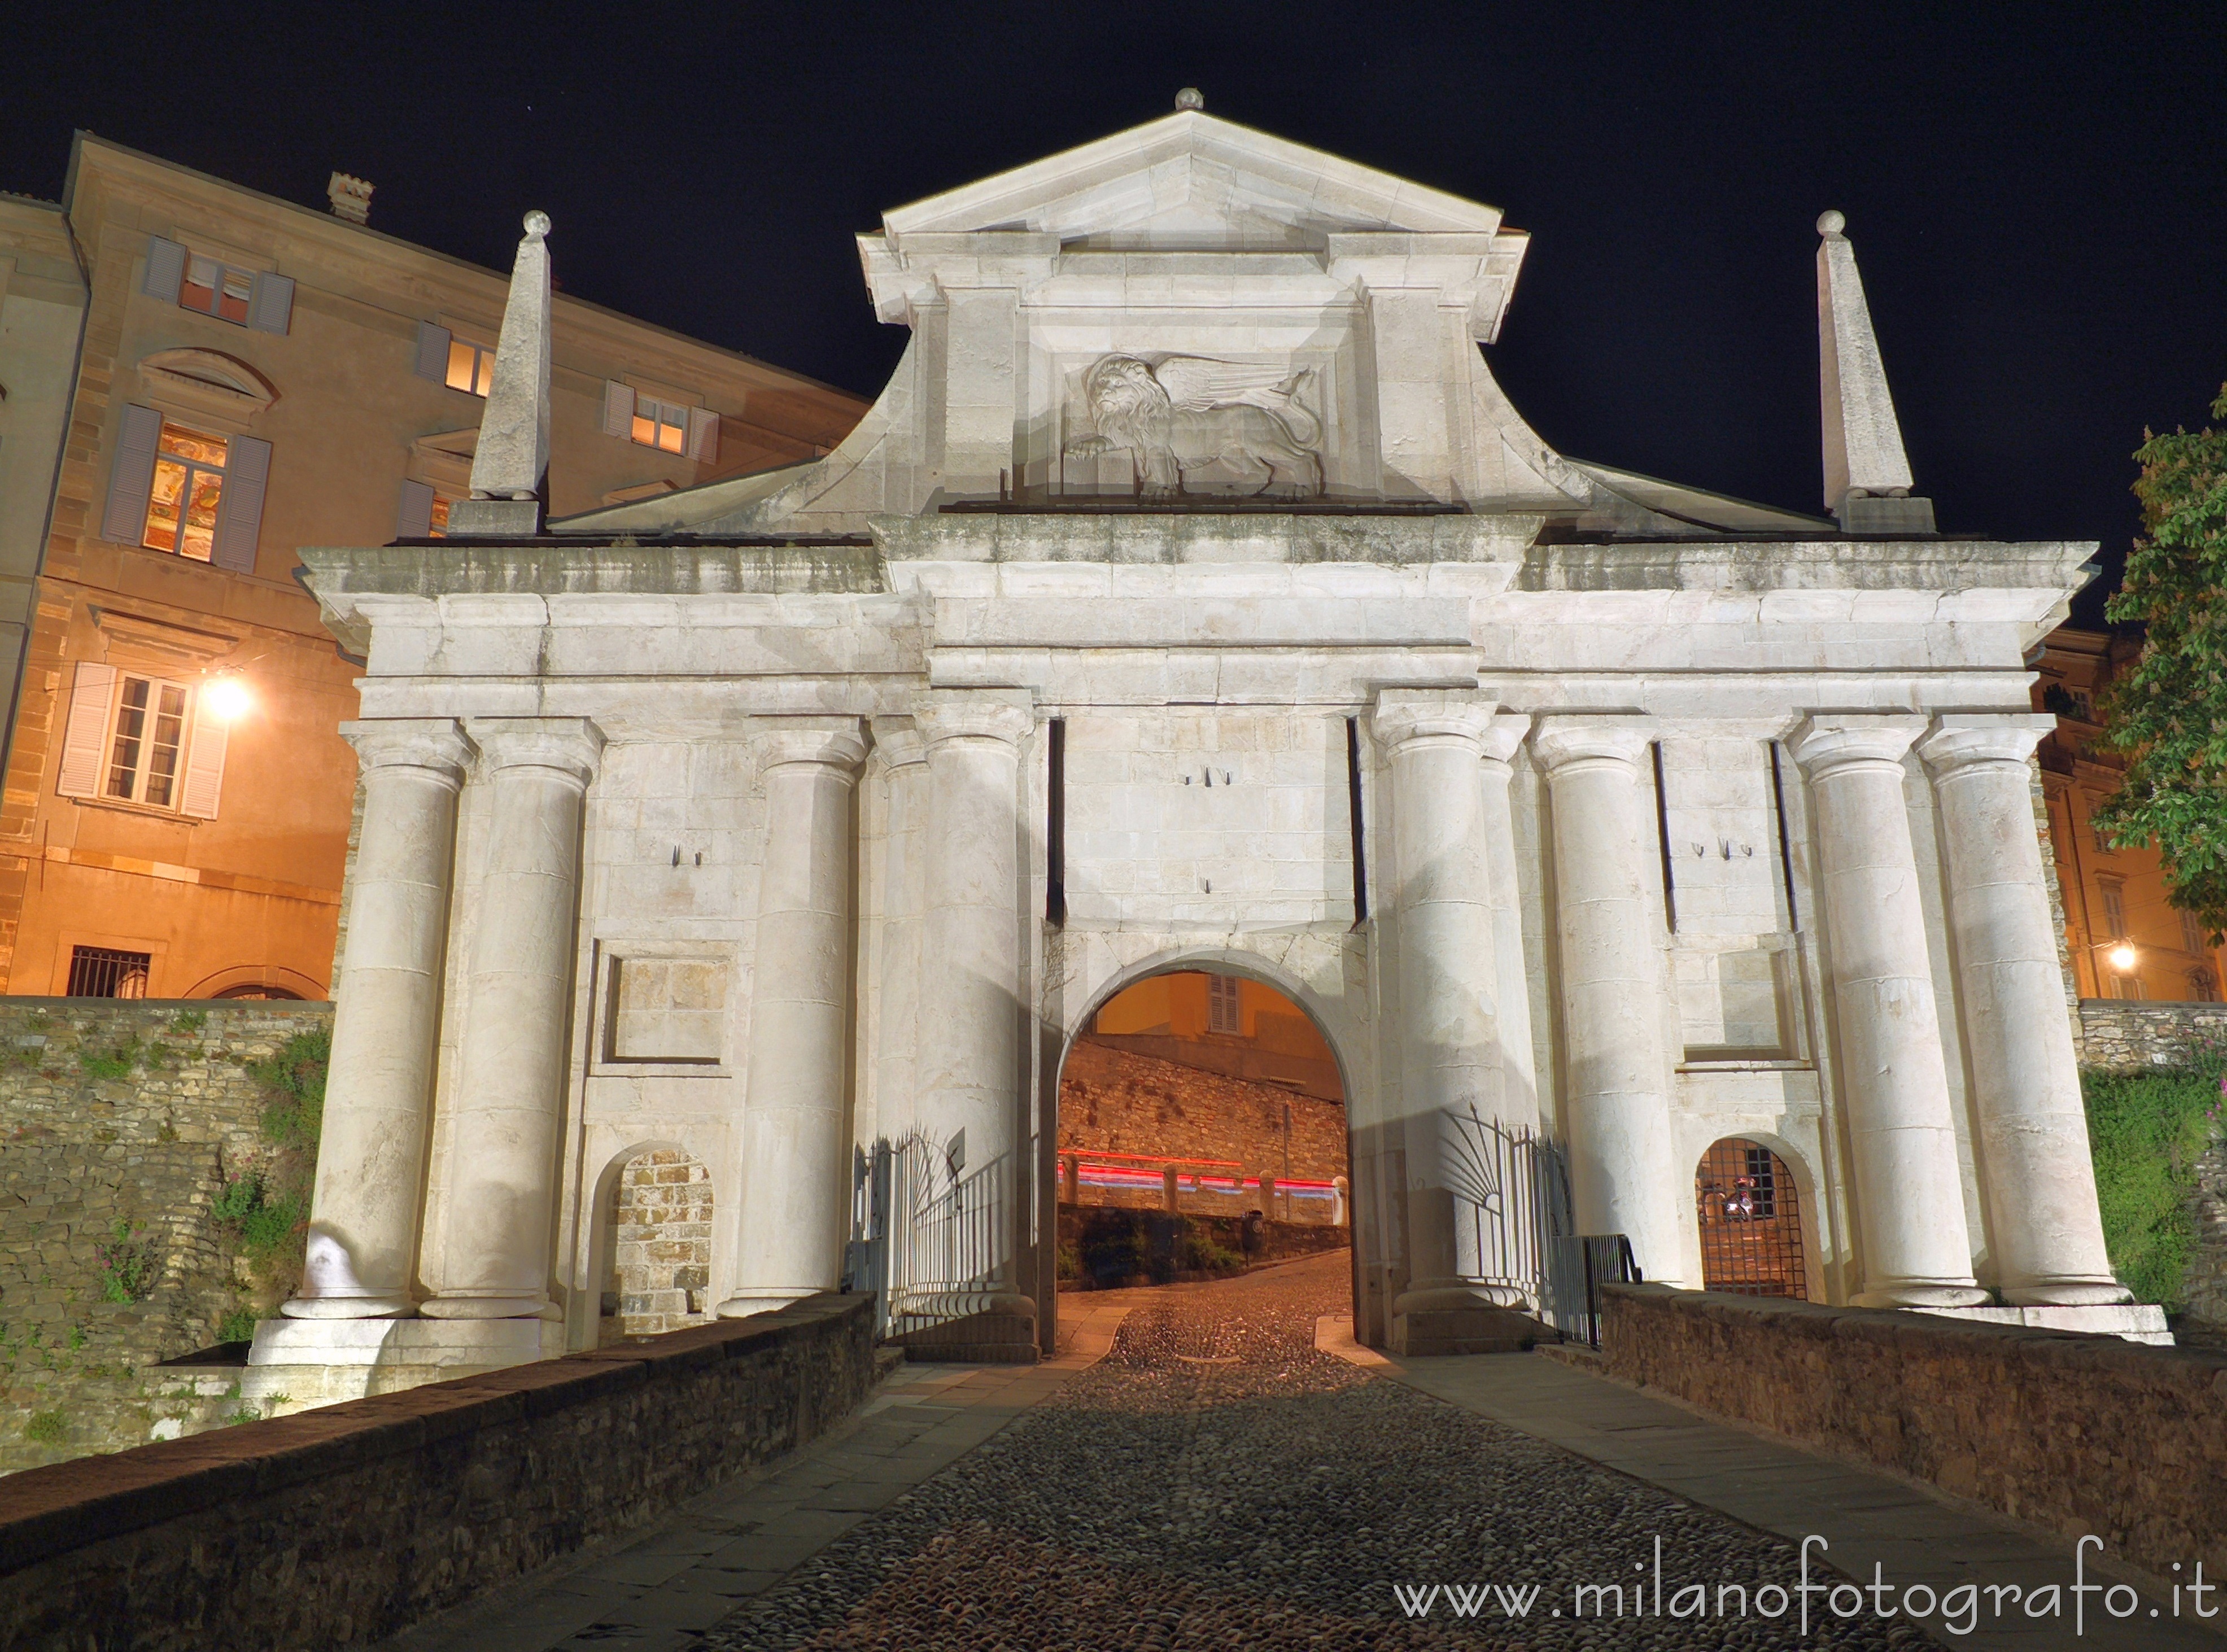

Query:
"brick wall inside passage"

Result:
[[609, 1149, 714, 1338], [1600, 1284, 2227, 1584], [1057, 1038, 1347, 1221]]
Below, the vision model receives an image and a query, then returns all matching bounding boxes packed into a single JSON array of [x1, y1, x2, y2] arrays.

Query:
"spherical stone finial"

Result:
[[1816, 209, 1846, 237], [523, 209, 551, 239], [1175, 87, 1204, 112]]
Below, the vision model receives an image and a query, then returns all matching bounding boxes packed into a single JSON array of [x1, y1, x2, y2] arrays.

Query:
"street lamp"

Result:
[[203, 675, 252, 722], [2106, 942, 2138, 975]]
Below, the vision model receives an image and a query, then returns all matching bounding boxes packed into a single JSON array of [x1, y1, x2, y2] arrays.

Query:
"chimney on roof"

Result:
[[328, 172, 374, 225], [1815, 210, 1935, 535]]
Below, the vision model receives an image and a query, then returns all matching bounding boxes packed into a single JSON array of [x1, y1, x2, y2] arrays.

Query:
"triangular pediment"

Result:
[[881, 110, 1503, 251]]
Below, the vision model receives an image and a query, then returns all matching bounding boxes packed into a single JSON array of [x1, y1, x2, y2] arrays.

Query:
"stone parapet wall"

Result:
[[0, 1292, 876, 1651], [1, 999, 334, 1472], [2076, 999, 2227, 1072], [1599, 1283, 2227, 1583]]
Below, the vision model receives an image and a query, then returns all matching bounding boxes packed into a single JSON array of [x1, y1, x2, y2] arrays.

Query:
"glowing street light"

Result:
[[2107, 942, 2138, 974], [203, 675, 253, 722]]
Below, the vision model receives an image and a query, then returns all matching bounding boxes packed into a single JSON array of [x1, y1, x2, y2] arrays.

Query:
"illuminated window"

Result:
[[180, 253, 254, 325], [142, 421, 229, 562], [1207, 973, 1242, 1035], [105, 674, 191, 809], [67, 946, 151, 999], [631, 396, 689, 454], [446, 338, 496, 397], [2099, 880, 2127, 940], [429, 494, 452, 535]]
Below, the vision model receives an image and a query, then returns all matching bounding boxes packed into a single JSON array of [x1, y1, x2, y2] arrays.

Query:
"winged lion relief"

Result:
[[1062, 354, 1323, 499]]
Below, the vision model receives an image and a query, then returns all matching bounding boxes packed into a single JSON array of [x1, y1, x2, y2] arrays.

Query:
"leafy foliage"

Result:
[[222, 1026, 330, 1309], [95, 1220, 155, 1304], [215, 1307, 259, 1344], [249, 1028, 329, 1153], [2082, 1044, 2224, 1312], [23, 1410, 66, 1445], [2095, 384, 2227, 941]]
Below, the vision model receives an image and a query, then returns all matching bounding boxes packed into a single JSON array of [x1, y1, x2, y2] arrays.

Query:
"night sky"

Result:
[[8, 5, 2223, 622]]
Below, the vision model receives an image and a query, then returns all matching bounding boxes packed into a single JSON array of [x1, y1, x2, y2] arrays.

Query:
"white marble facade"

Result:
[[270, 105, 2140, 1387]]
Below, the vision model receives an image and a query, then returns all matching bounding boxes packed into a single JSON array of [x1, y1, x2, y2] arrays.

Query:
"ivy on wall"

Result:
[[211, 1026, 329, 1331], [2082, 1042, 2225, 1312]]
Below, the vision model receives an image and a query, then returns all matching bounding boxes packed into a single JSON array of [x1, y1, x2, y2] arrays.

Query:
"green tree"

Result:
[[2095, 383, 2227, 943]]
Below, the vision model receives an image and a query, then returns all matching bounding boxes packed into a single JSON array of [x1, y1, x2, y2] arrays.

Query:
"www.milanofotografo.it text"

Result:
[[1391, 1536, 2219, 1637]]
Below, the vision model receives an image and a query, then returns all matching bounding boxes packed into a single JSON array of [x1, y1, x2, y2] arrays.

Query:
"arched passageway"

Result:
[[1694, 1137, 1808, 1299], [1055, 968, 1351, 1294]]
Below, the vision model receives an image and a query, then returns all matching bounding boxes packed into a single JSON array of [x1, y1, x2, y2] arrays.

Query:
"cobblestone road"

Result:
[[702, 1253, 1937, 1650]]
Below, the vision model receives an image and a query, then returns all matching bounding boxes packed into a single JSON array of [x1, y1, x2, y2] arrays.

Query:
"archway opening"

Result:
[[598, 1147, 715, 1344], [1056, 969, 1350, 1291], [1695, 1137, 1807, 1299]]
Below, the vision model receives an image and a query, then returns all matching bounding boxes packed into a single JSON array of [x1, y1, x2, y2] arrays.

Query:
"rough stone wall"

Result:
[[1600, 1283, 2227, 1583], [2077, 999, 2227, 1072], [610, 1149, 713, 1336], [0, 999, 333, 1473], [1058, 1039, 1348, 1216], [0, 1292, 876, 1652]]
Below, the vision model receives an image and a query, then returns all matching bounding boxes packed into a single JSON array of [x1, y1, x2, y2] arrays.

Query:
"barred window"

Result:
[[67, 946, 151, 999]]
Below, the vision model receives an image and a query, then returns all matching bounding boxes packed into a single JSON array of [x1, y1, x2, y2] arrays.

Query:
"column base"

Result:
[[2001, 1279, 2133, 1308], [1911, 1303, 2172, 1347], [715, 1288, 820, 1320], [419, 1295, 563, 1320], [278, 1293, 414, 1320], [1852, 1282, 1990, 1309], [1391, 1279, 1548, 1355], [243, 1315, 565, 1414]]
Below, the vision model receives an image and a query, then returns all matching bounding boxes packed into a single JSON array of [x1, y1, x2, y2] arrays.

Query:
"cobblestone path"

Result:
[[702, 1253, 1937, 1650]]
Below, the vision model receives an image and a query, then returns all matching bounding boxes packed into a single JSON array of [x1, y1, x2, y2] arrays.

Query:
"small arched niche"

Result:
[[600, 1147, 715, 1341], [1693, 1137, 1809, 1299]]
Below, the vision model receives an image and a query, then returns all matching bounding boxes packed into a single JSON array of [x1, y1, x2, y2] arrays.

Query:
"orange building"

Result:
[[2033, 626, 2224, 1002], [1087, 970, 1343, 1102], [0, 136, 864, 1000]]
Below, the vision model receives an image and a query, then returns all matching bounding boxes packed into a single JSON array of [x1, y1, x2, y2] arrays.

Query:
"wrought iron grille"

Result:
[[1696, 1137, 1808, 1298], [66, 946, 150, 999], [1540, 1234, 1643, 1349], [861, 1129, 1011, 1338], [1442, 1110, 1574, 1305]]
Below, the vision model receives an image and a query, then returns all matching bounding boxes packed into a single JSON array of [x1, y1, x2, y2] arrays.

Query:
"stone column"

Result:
[[1920, 714, 2127, 1305], [1374, 692, 1525, 1327], [719, 720, 868, 1318], [1532, 718, 1684, 1282], [1478, 714, 1540, 1130], [1788, 715, 1986, 1308], [422, 719, 602, 1321], [870, 717, 929, 1146], [285, 720, 471, 1319], [914, 691, 1036, 1328]]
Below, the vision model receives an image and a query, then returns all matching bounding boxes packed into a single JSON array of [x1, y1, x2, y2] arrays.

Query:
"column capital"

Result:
[[463, 716, 604, 787], [1785, 713, 1927, 778], [1370, 689, 1501, 754], [869, 715, 928, 770], [1530, 714, 1654, 775], [1916, 712, 2055, 777], [754, 716, 868, 773], [1478, 713, 1531, 768], [341, 719, 473, 785], [914, 689, 1033, 750]]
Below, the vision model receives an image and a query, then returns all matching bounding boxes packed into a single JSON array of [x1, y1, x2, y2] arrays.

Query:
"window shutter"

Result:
[[208, 434, 271, 574], [143, 235, 186, 302], [56, 663, 119, 800], [395, 478, 435, 539], [413, 321, 452, 381], [687, 406, 721, 464], [601, 380, 635, 438], [247, 271, 294, 335], [178, 688, 229, 820], [101, 404, 164, 545]]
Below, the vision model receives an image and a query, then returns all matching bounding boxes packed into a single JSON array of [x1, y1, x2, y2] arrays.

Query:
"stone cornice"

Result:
[[1520, 538, 2097, 596], [870, 513, 1540, 569]]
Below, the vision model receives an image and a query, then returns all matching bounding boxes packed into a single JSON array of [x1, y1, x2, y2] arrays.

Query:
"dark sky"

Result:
[[8, 4, 2224, 622]]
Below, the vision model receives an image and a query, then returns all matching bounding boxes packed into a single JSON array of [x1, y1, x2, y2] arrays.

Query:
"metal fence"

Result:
[[1540, 1234, 1643, 1349], [1442, 1109, 1574, 1305], [846, 1130, 1010, 1339]]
